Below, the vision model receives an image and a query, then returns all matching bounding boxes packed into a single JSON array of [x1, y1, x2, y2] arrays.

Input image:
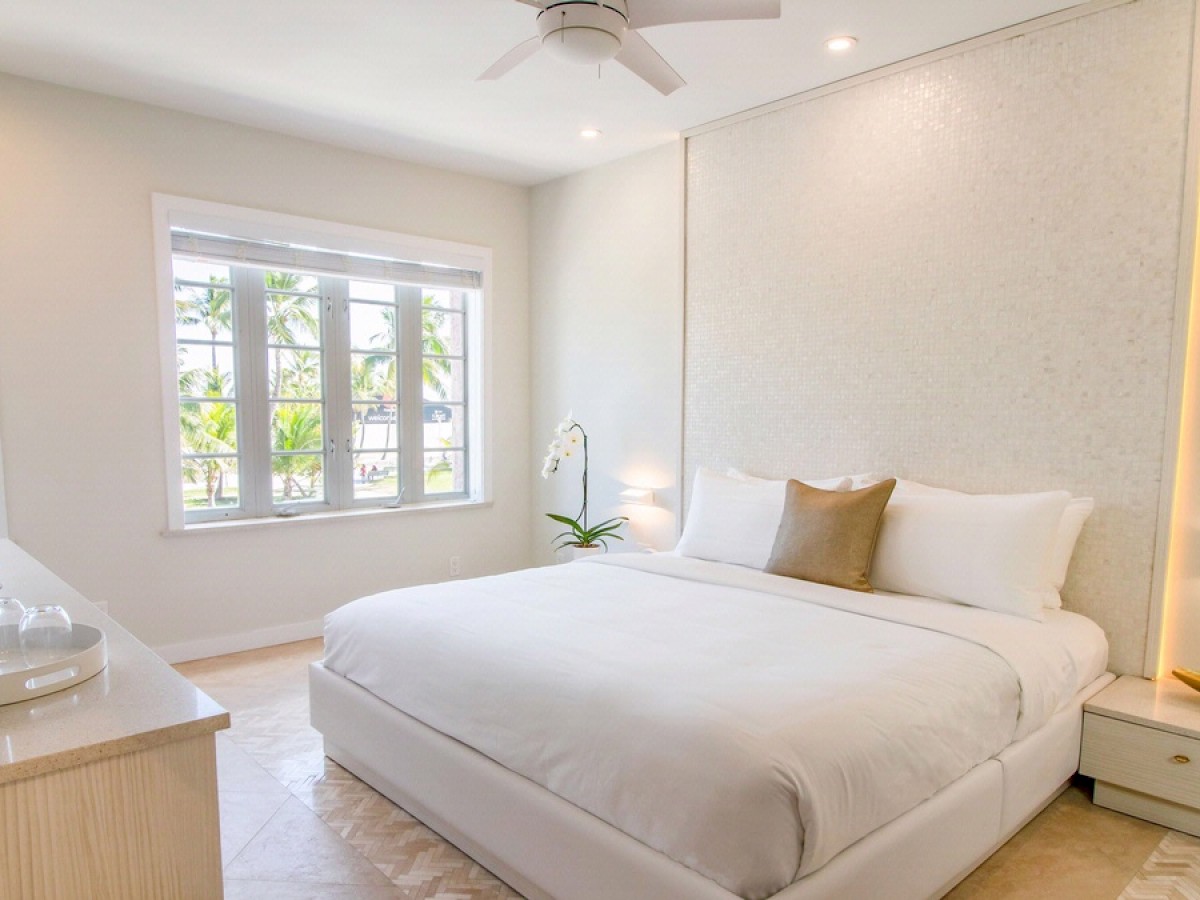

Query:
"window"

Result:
[[156, 198, 487, 527]]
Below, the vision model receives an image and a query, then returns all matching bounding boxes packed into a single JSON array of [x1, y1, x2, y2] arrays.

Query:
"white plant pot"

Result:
[[556, 544, 605, 564]]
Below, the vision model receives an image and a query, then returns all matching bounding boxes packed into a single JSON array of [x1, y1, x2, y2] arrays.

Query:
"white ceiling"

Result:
[[0, 0, 1085, 186]]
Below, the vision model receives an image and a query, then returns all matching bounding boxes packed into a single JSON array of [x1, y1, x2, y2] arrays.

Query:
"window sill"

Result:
[[165, 497, 491, 536]]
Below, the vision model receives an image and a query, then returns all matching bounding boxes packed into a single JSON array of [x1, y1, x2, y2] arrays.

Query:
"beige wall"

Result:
[[530, 143, 684, 563], [0, 74, 532, 654], [0, 419, 7, 540], [683, 0, 1194, 676]]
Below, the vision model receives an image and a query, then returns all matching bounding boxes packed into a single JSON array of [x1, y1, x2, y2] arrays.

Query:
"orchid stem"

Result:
[[573, 423, 589, 532]]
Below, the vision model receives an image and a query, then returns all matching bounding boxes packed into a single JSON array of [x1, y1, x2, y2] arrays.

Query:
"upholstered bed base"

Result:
[[309, 663, 1114, 900]]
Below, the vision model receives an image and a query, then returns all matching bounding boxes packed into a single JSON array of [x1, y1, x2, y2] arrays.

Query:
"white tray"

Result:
[[0, 624, 108, 706]]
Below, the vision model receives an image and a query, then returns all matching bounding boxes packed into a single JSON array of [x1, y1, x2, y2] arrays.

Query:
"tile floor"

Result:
[[176, 639, 1199, 899]]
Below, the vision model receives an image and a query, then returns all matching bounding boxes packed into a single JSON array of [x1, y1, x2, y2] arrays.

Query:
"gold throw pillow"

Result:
[[764, 478, 897, 592]]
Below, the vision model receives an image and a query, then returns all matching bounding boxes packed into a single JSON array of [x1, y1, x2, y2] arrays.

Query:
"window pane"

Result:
[[353, 403, 399, 450], [271, 403, 324, 452], [422, 289, 465, 311], [178, 344, 236, 397], [423, 403, 465, 449], [424, 450, 465, 495], [272, 349, 324, 399], [182, 458, 239, 510], [350, 301, 396, 351], [175, 283, 234, 342], [266, 290, 321, 348], [267, 271, 319, 293], [422, 358, 464, 402], [353, 452, 399, 500], [349, 280, 395, 303], [422, 307, 464, 358], [173, 260, 231, 285], [180, 400, 238, 455], [272, 455, 325, 504], [351, 353, 396, 401]]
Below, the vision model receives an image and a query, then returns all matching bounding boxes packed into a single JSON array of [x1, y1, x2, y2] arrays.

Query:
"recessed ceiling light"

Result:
[[825, 35, 858, 53], [580, 128, 602, 139]]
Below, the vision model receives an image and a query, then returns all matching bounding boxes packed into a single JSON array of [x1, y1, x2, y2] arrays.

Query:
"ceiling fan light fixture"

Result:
[[824, 35, 858, 53], [537, 3, 628, 66]]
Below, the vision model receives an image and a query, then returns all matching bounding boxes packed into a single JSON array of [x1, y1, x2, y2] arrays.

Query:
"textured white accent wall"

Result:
[[684, 0, 1193, 675], [531, 144, 684, 563], [0, 74, 531, 653]]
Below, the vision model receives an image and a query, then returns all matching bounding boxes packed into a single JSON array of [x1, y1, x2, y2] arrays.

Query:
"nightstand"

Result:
[[1081, 674, 1200, 836]]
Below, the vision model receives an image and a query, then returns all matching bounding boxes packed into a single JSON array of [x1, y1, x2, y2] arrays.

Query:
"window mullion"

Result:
[[323, 277, 352, 511], [239, 267, 273, 517], [398, 286, 424, 503]]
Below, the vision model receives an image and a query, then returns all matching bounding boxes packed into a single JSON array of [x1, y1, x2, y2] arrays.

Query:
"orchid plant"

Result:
[[542, 413, 627, 551]]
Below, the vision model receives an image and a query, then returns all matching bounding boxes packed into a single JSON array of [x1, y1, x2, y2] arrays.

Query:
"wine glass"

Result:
[[19, 605, 73, 666]]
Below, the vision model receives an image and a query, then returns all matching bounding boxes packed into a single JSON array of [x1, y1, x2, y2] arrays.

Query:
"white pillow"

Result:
[[1049, 497, 1095, 599], [677, 469, 851, 569], [869, 488, 1070, 621], [726, 468, 852, 493], [868, 478, 1092, 608]]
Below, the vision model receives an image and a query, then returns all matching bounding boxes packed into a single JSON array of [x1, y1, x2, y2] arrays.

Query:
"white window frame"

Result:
[[153, 195, 491, 531]]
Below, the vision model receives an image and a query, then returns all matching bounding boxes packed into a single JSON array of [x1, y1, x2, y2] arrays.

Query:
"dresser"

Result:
[[1080, 674, 1200, 835], [0, 539, 230, 899]]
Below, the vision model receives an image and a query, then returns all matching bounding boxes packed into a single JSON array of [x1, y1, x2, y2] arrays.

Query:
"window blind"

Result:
[[170, 229, 483, 290]]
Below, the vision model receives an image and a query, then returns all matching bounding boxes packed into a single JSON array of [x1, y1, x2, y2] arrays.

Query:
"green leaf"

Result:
[[546, 513, 583, 528], [585, 524, 624, 539]]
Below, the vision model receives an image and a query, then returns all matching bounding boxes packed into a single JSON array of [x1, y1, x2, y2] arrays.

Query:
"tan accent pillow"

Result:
[[764, 478, 897, 592]]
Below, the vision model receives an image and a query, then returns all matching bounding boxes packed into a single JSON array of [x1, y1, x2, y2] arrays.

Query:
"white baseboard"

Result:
[[154, 617, 325, 664]]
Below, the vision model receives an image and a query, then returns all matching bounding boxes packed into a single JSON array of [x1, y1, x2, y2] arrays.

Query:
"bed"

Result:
[[311, 523, 1111, 899]]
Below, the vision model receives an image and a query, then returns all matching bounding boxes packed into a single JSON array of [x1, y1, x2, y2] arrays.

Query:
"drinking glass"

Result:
[[19, 604, 72, 666], [0, 597, 25, 667]]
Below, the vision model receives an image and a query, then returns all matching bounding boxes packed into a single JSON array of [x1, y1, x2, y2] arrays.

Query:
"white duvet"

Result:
[[323, 553, 1107, 900]]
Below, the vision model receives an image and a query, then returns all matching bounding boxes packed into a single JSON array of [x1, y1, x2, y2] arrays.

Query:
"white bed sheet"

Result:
[[323, 553, 1107, 900]]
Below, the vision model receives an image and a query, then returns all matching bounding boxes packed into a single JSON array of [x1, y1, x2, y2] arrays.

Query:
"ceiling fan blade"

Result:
[[614, 31, 685, 96], [628, 0, 780, 30], [478, 37, 541, 81], [514, 0, 545, 7]]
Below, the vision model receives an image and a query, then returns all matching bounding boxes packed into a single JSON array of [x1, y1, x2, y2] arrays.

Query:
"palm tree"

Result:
[[179, 368, 237, 507], [367, 301, 454, 399], [176, 277, 232, 368], [265, 272, 320, 396], [272, 403, 324, 500], [421, 297, 452, 399], [280, 349, 322, 400]]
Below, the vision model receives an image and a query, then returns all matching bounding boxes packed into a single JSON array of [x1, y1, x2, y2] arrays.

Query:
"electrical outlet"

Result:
[[449, 555, 462, 577]]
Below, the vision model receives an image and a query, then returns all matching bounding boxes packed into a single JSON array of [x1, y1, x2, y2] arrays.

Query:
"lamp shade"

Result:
[[619, 487, 655, 506], [537, 3, 627, 66]]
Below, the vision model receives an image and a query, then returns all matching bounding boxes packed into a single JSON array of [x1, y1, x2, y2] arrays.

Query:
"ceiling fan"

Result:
[[479, 0, 782, 96]]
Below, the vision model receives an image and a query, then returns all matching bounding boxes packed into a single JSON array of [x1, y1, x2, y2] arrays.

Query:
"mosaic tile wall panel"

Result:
[[684, 0, 1193, 674]]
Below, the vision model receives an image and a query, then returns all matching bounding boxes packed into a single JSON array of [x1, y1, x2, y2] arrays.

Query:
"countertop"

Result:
[[0, 539, 229, 784]]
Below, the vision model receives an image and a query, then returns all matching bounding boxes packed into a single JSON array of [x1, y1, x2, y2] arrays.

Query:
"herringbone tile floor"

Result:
[[177, 638, 519, 899], [177, 639, 1200, 899]]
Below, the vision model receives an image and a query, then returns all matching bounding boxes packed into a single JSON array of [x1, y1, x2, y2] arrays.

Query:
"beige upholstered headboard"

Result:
[[682, 0, 1194, 675]]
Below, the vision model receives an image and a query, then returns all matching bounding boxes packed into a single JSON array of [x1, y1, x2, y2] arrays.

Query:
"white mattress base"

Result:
[[310, 663, 1114, 900]]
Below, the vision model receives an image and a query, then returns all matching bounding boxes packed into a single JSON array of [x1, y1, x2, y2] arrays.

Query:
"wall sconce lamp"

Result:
[[619, 487, 656, 506]]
